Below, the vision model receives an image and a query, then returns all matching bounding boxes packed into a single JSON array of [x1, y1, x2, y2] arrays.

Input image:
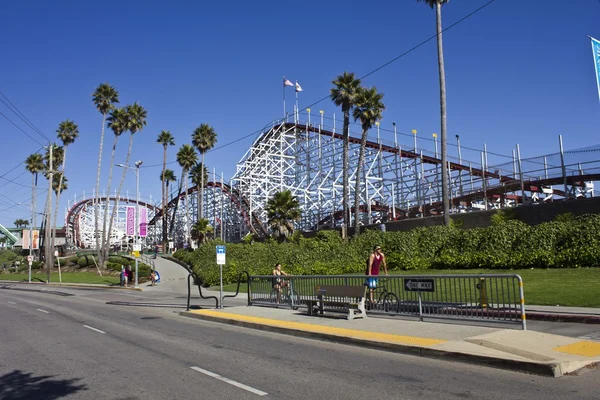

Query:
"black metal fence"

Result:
[[248, 274, 526, 330]]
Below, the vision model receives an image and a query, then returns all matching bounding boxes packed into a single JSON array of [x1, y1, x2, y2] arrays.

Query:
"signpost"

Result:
[[404, 278, 435, 322], [216, 245, 225, 309], [55, 250, 62, 283], [27, 255, 33, 283]]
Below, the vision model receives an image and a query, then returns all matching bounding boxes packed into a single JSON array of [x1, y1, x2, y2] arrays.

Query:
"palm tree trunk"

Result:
[[33, 173, 38, 256], [184, 171, 190, 244], [354, 128, 368, 237], [30, 173, 34, 253], [169, 171, 184, 238], [44, 159, 53, 283], [200, 153, 205, 220], [51, 150, 68, 262], [107, 133, 134, 257], [437, 1, 450, 226], [101, 135, 119, 264], [342, 108, 350, 238], [95, 113, 106, 262], [161, 145, 167, 250]]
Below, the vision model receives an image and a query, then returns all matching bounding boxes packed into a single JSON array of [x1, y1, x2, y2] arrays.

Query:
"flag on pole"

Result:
[[295, 81, 303, 92], [591, 36, 600, 102], [283, 77, 294, 87]]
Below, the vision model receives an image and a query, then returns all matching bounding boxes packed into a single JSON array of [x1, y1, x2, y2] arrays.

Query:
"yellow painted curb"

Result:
[[553, 341, 600, 357], [191, 310, 446, 347]]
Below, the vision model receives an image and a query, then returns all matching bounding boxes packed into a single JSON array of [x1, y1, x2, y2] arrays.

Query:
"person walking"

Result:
[[366, 245, 388, 304]]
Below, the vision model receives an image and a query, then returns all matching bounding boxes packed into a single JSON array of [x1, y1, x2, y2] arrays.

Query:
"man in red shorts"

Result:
[[366, 245, 388, 304]]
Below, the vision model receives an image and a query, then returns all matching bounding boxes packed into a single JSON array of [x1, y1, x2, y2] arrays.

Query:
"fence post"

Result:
[[517, 275, 527, 331], [559, 135, 568, 200], [418, 291, 424, 322]]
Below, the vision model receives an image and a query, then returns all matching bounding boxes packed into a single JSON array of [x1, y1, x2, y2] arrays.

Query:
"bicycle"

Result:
[[271, 279, 299, 310], [365, 278, 400, 313]]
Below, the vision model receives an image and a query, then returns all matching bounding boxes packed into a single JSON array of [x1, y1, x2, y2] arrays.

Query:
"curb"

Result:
[[0, 281, 143, 291], [180, 311, 572, 377], [527, 312, 600, 325]]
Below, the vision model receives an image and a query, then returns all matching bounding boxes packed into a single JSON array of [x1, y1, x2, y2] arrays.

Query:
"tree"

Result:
[[43, 143, 63, 281], [106, 102, 147, 261], [176, 144, 198, 243], [161, 168, 177, 244], [100, 107, 128, 266], [14, 219, 29, 228], [191, 124, 217, 221], [265, 190, 301, 241], [330, 72, 362, 237], [52, 120, 78, 263], [92, 83, 119, 260], [191, 218, 213, 246], [156, 130, 175, 250], [352, 87, 385, 236], [189, 162, 209, 190], [25, 153, 44, 248], [52, 173, 68, 195], [419, 0, 450, 225]]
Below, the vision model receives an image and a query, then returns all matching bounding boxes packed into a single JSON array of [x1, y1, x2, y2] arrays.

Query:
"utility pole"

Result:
[[44, 144, 53, 283]]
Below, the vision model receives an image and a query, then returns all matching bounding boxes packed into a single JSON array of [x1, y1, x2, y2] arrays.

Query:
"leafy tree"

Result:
[[265, 190, 301, 241], [191, 218, 213, 246], [156, 130, 175, 249], [330, 72, 361, 237], [418, 0, 450, 225], [191, 124, 217, 220], [100, 106, 128, 265], [352, 86, 385, 236], [107, 102, 147, 261], [92, 83, 119, 258], [175, 144, 198, 242]]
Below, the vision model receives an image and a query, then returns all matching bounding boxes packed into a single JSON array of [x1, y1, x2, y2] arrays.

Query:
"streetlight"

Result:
[[116, 160, 143, 288]]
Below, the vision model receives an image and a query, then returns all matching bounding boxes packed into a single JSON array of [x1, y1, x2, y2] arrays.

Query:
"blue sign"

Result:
[[591, 37, 600, 102], [216, 245, 226, 254]]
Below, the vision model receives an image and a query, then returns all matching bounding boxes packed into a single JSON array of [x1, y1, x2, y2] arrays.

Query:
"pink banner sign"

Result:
[[139, 208, 147, 237], [126, 206, 135, 236]]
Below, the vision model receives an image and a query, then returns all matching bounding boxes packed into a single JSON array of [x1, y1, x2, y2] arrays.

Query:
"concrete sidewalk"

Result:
[[181, 306, 600, 377]]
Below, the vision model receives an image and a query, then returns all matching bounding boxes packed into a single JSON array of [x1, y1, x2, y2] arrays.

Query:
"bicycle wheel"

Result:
[[382, 292, 400, 313], [289, 289, 299, 310]]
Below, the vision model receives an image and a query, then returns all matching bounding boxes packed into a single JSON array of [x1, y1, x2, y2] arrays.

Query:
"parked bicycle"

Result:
[[271, 279, 299, 310], [366, 278, 400, 313]]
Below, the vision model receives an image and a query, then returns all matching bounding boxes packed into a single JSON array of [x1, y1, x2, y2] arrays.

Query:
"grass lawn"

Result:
[[212, 268, 600, 308], [0, 272, 120, 285]]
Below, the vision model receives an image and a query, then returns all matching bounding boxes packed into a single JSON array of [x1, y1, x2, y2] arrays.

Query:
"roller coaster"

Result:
[[65, 113, 599, 248]]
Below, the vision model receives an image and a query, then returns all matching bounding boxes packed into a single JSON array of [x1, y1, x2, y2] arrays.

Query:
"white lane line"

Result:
[[190, 366, 268, 396], [8, 301, 16, 304], [36, 308, 49, 313], [83, 325, 106, 334]]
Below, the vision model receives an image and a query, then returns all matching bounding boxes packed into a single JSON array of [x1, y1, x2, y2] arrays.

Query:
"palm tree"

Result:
[[330, 72, 362, 237], [92, 83, 119, 257], [191, 124, 217, 221], [419, 0, 450, 225], [14, 219, 28, 228], [176, 144, 198, 243], [106, 102, 147, 261], [52, 120, 79, 258], [25, 153, 44, 247], [52, 173, 68, 195], [156, 130, 175, 250], [161, 168, 177, 246], [42, 144, 63, 281], [265, 190, 301, 241], [191, 218, 213, 246], [352, 86, 385, 236], [100, 107, 128, 265]]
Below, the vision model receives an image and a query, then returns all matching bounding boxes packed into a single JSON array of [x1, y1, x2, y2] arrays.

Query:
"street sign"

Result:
[[404, 278, 435, 292], [54, 250, 59, 257], [216, 245, 226, 265], [27, 255, 33, 263], [132, 251, 140, 258], [133, 244, 141, 252]]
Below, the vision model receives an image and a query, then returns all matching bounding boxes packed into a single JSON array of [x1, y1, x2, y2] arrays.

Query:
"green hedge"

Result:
[[174, 214, 600, 286]]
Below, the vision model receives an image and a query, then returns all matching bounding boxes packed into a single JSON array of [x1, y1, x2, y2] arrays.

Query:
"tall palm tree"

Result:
[[330, 72, 362, 237], [25, 153, 44, 250], [52, 120, 79, 258], [161, 168, 177, 245], [156, 130, 175, 249], [52, 173, 68, 195], [265, 190, 301, 241], [191, 218, 213, 246], [191, 124, 217, 221], [352, 87, 385, 236], [106, 103, 147, 260], [176, 144, 198, 243], [419, 0, 450, 225], [92, 83, 119, 256], [100, 107, 128, 265]]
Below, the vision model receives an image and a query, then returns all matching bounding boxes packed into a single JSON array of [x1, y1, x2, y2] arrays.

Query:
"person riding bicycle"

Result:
[[272, 263, 289, 304], [366, 245, 388, 304]]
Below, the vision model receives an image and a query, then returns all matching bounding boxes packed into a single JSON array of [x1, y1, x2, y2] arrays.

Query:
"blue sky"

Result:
[[1, 0, 599, 227]]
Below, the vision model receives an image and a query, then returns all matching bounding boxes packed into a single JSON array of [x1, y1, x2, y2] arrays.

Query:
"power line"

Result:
[[0, 109, 46, 146], [0, 90, 50, 142], [141, 0, 497, 170]]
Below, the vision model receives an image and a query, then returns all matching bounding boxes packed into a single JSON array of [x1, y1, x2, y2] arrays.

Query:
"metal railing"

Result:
[[248, 274, 526, 330]]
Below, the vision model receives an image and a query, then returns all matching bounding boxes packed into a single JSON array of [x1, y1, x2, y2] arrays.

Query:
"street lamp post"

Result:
[[116, 160, 143, 288]]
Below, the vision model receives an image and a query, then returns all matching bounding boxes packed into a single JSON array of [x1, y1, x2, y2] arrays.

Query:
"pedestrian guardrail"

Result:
[[248, 274, 526, 330]]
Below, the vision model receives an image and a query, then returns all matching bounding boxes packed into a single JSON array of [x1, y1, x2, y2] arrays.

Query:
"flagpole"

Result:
[[283, 76, 286, 121], [295, 81, 299, 124]]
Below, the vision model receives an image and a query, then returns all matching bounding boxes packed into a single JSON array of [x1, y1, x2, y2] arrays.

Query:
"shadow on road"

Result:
[[0, 370, 86, 399]]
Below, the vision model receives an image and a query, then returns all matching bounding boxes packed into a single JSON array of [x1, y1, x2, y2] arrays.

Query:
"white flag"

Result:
[[283, 77, 294, 87], [295, 81, 303, 92]]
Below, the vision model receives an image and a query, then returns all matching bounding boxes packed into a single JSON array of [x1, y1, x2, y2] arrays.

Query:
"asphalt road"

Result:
[[1, 287, 599, 400]]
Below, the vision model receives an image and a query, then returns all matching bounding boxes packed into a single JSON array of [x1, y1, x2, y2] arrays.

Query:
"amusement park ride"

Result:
[[65, 112, 598, 249]]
